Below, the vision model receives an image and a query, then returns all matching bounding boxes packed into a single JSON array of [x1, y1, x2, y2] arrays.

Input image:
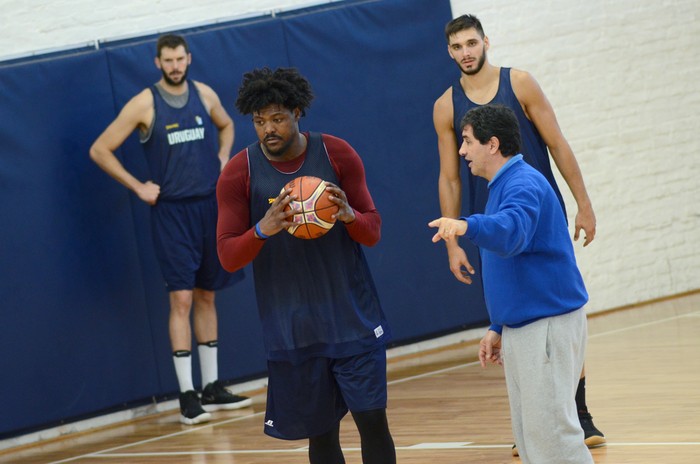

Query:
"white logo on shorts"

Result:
[[374, 325, 384, 338], [265, 419, 274, 427]]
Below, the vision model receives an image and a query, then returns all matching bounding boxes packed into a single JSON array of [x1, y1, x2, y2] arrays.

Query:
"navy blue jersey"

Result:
[[141, 81, 220, 200], [452, 67, 565, 216], [247, 133, 390, 364]]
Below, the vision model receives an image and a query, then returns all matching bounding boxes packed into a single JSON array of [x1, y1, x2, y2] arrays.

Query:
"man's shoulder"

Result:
[[318, 133, 361, 160], [433, 86, 455, 124], [230, 147, 250, 163], [191, 80, 219, 101], [131, 87, 155, 105], [122, 87, 153, 115], [434, 85, 454, 106], [508, 67, 534, 82], [191, 80, 210, 91], [508, 68, 539, 97], [319, 133, 352, 149], [318, 132, 341, 141], [507, 160, 549, 189]]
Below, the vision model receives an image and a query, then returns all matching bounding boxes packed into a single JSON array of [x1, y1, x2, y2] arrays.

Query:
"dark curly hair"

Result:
[[235, 67, 314, 116]]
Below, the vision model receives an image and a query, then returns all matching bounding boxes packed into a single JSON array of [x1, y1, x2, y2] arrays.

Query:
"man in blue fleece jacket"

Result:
[[429, 104, 593, 464]]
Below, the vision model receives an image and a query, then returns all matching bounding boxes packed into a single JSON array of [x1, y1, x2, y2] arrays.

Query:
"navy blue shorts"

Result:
[[263, 347, 388, 440], [151, 194, 243, 291]]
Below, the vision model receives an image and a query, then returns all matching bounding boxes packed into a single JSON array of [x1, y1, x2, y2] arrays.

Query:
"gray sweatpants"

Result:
[[501, 308, 593, 464]]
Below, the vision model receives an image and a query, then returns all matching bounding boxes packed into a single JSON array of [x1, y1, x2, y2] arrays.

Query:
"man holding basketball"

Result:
[[430, 104, 594, 464], [433, 14, 604, 452], [89, 34, 250, 425], [216, 67, 395, 464]]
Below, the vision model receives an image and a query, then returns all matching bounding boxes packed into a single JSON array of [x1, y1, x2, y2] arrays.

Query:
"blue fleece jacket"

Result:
[[463, 156, 588, 334]]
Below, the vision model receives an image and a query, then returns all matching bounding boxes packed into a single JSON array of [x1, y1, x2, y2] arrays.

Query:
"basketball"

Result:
[[282, 176, 339, 239]]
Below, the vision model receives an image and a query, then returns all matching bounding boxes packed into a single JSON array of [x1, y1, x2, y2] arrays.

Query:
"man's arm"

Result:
[[323, 134, 381, 247], [195, 81, 234, 171], [216, 152, 298, 273], [89, 89, 161, 204], [433, 88, 462, 218], [511, 69, 596, 246], [216, 153, 260, 272], [433, 89, 475, 284]]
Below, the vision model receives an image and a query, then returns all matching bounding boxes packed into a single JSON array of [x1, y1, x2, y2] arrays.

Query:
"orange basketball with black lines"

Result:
[[282, 176, 339, 239]]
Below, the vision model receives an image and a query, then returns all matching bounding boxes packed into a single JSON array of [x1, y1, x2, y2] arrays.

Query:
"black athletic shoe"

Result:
[[579, 411, 606, 447], [201, 380, 253, 412], [179, 390, 212, 425]]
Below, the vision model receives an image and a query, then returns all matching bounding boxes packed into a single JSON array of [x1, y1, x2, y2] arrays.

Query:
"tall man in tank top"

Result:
[[217, 67, 395, 464], [89, 34, 250, 425], [432, 14, 604, 452]]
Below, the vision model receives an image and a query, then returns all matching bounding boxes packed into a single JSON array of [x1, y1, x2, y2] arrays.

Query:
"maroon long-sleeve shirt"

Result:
[[216, 132, 381, 273]]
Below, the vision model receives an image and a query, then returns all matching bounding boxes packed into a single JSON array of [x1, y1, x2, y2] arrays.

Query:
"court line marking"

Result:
[[588, 310, 700, 339], [65, 441, 700, 459], [389, 309, 700, 385], [48, 309, 700, 463], [47, 413, 266, 464]]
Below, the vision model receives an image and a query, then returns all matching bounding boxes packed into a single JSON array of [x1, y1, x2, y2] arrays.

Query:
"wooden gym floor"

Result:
[[3, 292, 699, 463]]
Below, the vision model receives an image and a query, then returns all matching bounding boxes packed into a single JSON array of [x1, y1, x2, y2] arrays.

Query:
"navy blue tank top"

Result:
[[141, 81, 220, 201], [452, 68, 565, 216], [248, 133, 390, 364]]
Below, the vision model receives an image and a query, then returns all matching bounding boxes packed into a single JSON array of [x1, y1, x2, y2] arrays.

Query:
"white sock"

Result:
[[198, 341, 218, 387], [173, 351, 195, 393]]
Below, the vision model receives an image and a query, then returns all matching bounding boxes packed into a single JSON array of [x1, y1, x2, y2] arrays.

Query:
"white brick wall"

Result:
[[2, 0, 699, 312]]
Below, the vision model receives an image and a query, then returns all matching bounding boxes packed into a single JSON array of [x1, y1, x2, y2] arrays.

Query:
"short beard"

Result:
[[162, 66, 188, 87], [458, 47, 486, 76], [263, 135, 295, 158]]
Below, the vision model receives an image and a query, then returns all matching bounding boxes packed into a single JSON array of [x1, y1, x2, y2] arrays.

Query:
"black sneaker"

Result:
[[579, 411, 606, 447], [179, 390, 212, 425], [201, 380, 253, 411]]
